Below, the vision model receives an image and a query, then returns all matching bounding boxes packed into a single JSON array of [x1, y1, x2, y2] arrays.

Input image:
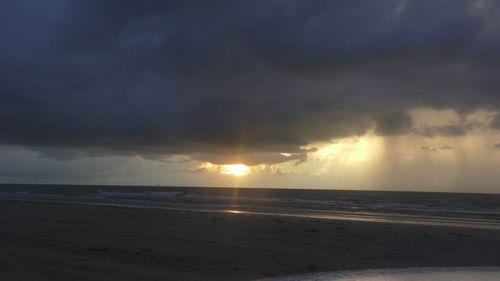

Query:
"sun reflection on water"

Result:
[[224, 210, 247, 214]]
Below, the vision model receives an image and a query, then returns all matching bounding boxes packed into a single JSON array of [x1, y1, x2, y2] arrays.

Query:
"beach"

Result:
[[1, 200, 500, 281]]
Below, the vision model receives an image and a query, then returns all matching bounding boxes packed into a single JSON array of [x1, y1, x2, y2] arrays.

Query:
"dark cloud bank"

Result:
[[1, 0, 500, 164]]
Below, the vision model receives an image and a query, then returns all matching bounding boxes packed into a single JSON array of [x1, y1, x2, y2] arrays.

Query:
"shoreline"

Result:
[[1, 200, 500, 280], [3, 198, 500, 230]]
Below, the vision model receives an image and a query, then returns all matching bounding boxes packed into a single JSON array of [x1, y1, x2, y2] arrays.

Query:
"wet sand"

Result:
[[1, 200, 499, 281]]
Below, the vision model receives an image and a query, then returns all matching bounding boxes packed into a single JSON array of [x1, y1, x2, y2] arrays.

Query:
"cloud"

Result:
[[490, 114, 500, 130], [374, 111, 413, 136], [417, 124, 470, 137], [421, 145, 453, 152], [1, 0, 500, 164], [190, 147, 316, 166]]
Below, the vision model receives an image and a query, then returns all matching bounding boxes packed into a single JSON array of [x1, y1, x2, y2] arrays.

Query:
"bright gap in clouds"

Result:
[[220, 164, 250, 176]]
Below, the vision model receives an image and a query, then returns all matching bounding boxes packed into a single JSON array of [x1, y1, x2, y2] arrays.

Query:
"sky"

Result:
[[1, 0, 500, 192]]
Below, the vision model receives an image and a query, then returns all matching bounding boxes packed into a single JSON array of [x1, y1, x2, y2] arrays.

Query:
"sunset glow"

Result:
[[3, 1, 500, 193], [5, 2, 500, 281], [221, 164, 250, 176]]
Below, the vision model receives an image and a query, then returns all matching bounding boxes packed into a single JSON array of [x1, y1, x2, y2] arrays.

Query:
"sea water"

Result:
[[1, 184, 500, 229]]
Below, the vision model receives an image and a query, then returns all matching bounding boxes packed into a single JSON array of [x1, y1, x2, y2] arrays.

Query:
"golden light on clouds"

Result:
[[220, 164, 250, 176], [314, 136, 382, 163], [300, 135, 384, 178]]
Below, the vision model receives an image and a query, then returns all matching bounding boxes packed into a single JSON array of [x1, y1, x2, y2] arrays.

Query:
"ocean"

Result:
[[1, 184, 500, 229]]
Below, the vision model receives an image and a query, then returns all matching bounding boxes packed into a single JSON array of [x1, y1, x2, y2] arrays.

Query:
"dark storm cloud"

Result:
[[1, 0, 500, 164], [190, 148, 316, 166], [374, 111, 413, 136]]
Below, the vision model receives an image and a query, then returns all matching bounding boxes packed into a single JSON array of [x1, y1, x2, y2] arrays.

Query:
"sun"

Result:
[[221, 164, 250, 176]]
